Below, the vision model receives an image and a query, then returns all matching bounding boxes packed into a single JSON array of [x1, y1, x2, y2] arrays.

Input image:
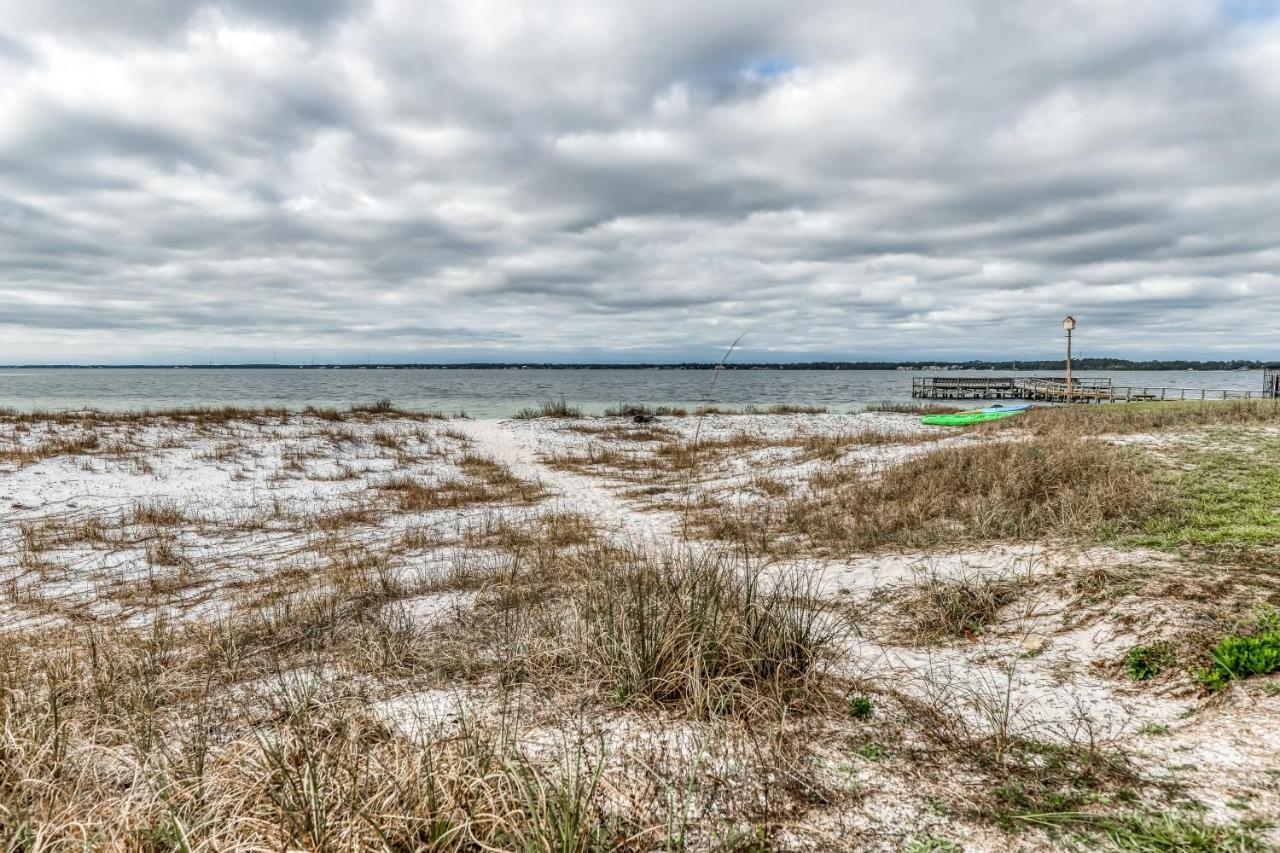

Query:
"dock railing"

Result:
[[913, 375, 1265, 403]]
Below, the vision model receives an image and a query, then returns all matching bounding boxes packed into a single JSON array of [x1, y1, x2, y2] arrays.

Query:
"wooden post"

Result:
[[1066, 329, 1073, 403], [1062, 316, 1076, 404]]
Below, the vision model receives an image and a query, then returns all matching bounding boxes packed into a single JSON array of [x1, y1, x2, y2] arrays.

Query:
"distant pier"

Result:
[[912, 376, 1267, 403]]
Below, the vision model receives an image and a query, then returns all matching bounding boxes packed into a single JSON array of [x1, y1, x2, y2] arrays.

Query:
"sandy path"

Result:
[[457, 420, 1179, 740], [456, 419, 676, 543]]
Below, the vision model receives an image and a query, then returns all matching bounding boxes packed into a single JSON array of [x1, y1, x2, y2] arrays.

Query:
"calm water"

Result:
[[0, 368, 1267, 418]]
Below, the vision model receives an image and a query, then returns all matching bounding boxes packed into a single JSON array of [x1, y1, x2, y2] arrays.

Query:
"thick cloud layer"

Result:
[[1, 0, 1278, 362]]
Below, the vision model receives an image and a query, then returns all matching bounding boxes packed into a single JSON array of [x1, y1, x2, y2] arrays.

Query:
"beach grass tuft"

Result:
[[513, 397, 583, 419], [694, 433, 1163, 554], [566, 546, 840, 718]]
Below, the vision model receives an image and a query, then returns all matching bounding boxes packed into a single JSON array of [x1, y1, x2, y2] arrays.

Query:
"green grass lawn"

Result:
[[1140, 431, 1280, 547]]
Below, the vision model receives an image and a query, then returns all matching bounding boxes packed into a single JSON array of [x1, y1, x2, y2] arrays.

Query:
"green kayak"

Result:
[[921, 406, 1028, 426]]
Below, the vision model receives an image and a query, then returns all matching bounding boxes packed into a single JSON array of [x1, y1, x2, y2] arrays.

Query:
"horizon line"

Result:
[[1, 357, 1277, 370]]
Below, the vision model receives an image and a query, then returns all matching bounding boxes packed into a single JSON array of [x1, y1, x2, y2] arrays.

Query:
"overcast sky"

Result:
[[2, 0, 1279, 363]]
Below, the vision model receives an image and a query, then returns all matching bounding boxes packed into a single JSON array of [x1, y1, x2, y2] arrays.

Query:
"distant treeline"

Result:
[[3, 359, 1274, 371], [881, 358, 1276, 371]]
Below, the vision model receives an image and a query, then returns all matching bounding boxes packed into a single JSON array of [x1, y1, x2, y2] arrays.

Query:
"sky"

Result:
[[1, 0, 1279, 364]]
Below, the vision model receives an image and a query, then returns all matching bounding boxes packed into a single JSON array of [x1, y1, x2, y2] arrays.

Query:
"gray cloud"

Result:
[[0, 0, 1278, 362]]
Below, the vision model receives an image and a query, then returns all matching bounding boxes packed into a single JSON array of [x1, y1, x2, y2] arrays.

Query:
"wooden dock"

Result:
[[912, 376, 1266, 403]]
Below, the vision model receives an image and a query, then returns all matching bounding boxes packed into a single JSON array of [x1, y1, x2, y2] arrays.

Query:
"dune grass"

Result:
[[1004, 399, 1280, 436], [599, 403, 828, 418], [566, 547, 840, 718], [513, 398, 584, 419], [896, 567, 1030, 642], [0, 531, 840, 848], [0, 623, 642, 850], [863, 401, 964, 415], [956, 399, 1280, 548], [0, 403, 458, 428], [601, 403, 689, 417], [673, 400, 1280, 555], [4, 408, 1278, 848], [695, 433, 1163, 555]]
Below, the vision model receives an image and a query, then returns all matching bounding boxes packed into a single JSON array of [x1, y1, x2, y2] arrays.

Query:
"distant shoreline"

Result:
[[0, 359, 1272, 371]]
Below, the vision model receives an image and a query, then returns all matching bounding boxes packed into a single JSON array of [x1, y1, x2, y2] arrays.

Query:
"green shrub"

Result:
[[1125, 644, 1174, 681], [1197, 632, 1280, 691], [847, 695, 874, 720], [1196, 607, 1280, 692]]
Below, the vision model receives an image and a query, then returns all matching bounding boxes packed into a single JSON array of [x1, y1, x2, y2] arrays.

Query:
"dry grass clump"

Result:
[[125, 500, 188, 528], [303, 405, 346, 421], [797, 429, 941, 461], [384, 536, 841, 723], [464, 511, 598, 551], [738, 403, 829, 415], [0, 431, 102, 468], [600, 403, 689, 417], [299, 402, 447, 422], [549, 425, 943, 496], [349, 398, 397, 414], [513, 398, 583, 419], [563, 548, 841, 719], [0, 531, 845, 848], [380, 456, 543, 512], [649, 433, 769, 473], [0, 405, 455, 472], [17, 516, 114, 552], [348, 400, 450, 421], [0, 624, 646, 851], [542, 444, 640, 475], [312, 502, 383, 532], [253, 703, 639, 852], [690, 404, 828, 416], [598, 403, 827, 417], [566, 424, 677, 442], [893, 567, 1030, 642], [0, 406, 291, 427], [542, 432, 769, 483], [696, 434, 1164, 554], [863, 402, 964, 415], [815, 436, 1160, 544]]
